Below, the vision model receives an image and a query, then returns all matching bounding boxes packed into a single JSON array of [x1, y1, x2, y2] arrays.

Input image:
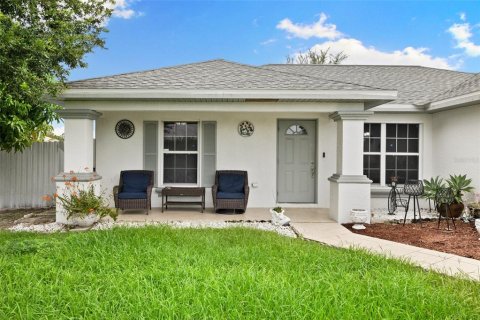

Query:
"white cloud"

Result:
[[53, 124, 64, 136], [448, 20, 480, 57], [278, 13, 455, 69], [260, 38, 277, 45], [307, 38, 453, 69], [276, 13, 342, 40], [110, 0, 141, 20], [460, 12, 466, 21]]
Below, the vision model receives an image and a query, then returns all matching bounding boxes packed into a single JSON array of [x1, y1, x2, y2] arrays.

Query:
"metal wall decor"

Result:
[[238, 121, 254, 137], [115, 119, 135, 139]]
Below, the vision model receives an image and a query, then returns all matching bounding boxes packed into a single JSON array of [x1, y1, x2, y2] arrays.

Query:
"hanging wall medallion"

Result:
[[238, 120, 254, 137], [115, 119, 135, 139]]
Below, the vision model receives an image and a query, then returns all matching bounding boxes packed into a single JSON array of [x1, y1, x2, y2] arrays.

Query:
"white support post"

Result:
[[54, 109, 102, 224], [328, 111, 374, 224]]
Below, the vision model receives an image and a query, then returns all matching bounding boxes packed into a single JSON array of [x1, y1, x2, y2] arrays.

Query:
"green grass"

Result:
[[0, 227, 479, 319]]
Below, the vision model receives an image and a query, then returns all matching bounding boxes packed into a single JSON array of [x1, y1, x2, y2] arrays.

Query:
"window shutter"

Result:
[[202, 122, 216, 187], [144, 121, 158, 185]]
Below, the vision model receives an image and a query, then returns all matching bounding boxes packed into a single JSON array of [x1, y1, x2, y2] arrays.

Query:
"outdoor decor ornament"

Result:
[[115, 119, 135, 139], [238, 120, 254, 137]]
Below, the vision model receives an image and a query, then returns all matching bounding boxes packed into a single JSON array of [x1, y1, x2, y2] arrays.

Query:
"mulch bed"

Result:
[[344, 220, 480, 260]]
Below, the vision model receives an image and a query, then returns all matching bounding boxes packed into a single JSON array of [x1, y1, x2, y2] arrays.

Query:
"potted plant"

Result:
[[57, 178, 117, 227], [270, 206, 291, 226], [439, 174, 474, 218], [423, 176, 445, 207]]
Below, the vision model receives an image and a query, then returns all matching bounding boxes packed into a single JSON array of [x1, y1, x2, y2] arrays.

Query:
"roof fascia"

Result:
[[427, 91, 480, 113], [59, 88, 397, 102]]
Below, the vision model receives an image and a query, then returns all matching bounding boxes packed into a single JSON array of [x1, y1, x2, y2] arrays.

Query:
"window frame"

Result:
[[162, 121, 199, 185], [364, 123, 422, 186]]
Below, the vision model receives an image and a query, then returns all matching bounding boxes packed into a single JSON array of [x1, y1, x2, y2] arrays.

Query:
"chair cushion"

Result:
[[216, 192, 244, 199], [122, 172, 151, 193], [218, 174, 244, 193], [118, 192, 147, 199]]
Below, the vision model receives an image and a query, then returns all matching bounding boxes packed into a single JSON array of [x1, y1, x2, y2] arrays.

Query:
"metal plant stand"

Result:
[[387, 177, 407, 215], [435, 187, 456, 231], [403, 180, 424, 226]]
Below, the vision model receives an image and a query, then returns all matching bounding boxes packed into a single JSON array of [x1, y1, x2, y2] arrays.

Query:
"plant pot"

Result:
[[350, 209, 369, 230], [270, 209, 291, 226], [437, 202, 464, 218], [66, 213, 100, 227]]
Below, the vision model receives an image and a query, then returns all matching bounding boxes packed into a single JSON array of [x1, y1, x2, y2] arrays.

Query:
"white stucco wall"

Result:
[[94, 110, 338, 208], [432, 104, 480, 191]]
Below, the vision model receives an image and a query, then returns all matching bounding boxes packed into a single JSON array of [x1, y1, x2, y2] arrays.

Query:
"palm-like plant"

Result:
[[423, 176, 445, 201], [446, 174, 474, 203]]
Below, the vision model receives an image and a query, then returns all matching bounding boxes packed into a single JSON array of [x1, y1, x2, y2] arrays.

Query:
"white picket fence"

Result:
[[0, 142, 63, 209]]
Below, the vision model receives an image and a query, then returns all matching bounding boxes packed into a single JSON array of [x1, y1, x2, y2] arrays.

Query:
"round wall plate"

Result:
[[115, 119, 135, 139], [238, 121, 254, 137]]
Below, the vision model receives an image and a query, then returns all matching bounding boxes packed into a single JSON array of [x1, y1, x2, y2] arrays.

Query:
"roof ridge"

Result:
[[431, 73, 480, 102], [261, 65, 390, 91], [67, 59, 227, 84], [263, 64, 474, 74]]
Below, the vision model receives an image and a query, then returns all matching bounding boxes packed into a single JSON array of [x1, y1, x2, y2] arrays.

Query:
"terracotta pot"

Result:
[[437, 202, 464, 218]]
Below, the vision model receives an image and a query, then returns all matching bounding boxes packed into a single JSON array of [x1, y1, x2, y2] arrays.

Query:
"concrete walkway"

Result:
[[292, 221, 480, 281]]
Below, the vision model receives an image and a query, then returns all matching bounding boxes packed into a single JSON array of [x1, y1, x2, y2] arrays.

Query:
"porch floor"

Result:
[[117, 207, 333, 223]]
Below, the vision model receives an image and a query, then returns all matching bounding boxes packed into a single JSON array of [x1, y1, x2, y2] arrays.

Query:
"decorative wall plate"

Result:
[[115, 119, 135, 139], [238, 121, 254, 137]]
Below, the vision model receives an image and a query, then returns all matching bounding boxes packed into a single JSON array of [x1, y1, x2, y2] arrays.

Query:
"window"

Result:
[[163, 122, 198, 184], [286, 124, 307, 135], [363, 123, 420, 185]]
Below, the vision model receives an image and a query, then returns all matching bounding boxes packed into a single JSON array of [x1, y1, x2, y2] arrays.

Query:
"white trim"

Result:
[[370, 103, 427, 112], [59, 88, 397, 102], [427, 90, 480, 112]]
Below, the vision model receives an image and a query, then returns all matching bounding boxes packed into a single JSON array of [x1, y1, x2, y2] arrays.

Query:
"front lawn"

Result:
[[0, 227, 479, 319]]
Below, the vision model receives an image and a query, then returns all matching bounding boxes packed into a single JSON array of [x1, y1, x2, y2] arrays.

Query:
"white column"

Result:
[[54, 109, 102, 224], [329, 111, 373, 223]]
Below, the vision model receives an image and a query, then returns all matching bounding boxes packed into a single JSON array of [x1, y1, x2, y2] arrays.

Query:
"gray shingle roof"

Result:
[[432, 73, 480, 102], [67, 59, 382, 91], [262, 64, 474, 105]]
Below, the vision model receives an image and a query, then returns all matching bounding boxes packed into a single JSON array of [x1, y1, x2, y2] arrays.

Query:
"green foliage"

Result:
[[272, 206, 283, 213], [0, 1, 113, 151], [447, 174, 474, 203], [0, 227, 479, 318], [423, 176, 445, 201], [286, 48, 348, 64], [57, 179, 116, 221]]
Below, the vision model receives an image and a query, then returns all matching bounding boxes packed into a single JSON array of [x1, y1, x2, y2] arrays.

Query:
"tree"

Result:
[[0, 0, 113, 152], [286, 48, 348, 65]]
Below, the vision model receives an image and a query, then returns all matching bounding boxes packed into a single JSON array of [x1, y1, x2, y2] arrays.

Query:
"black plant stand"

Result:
[[435, 187, 456, 231], [403, 180, 424, 226]]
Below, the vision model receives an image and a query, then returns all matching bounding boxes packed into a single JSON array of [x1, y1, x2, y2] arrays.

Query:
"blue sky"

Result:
[[68, 0, 480, 82]]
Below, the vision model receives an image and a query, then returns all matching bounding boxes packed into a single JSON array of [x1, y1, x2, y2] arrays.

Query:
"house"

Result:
[[54, 59, 480, 223]]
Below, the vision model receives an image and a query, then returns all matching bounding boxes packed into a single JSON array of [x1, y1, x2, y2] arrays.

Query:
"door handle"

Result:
[[310, 162, 316, 178]]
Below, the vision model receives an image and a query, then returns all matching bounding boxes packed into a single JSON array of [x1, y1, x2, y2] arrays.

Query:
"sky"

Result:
[[56, 0, 480, 133]]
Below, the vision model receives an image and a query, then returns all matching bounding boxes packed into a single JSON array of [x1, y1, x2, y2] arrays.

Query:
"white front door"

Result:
[[277, 120, 316, 203]]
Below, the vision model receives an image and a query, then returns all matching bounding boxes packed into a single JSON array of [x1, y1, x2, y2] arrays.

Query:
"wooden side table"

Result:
[[159, 187, 205, 213]]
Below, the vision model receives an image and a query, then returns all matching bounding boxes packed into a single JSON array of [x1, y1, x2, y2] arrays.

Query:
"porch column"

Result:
[[328, 111, 373, 223], [54, 109, 102, 224]]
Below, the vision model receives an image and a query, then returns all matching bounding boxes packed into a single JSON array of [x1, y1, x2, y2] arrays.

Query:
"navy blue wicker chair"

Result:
[[113, 170, 154, 214], [212, 170, 249, 213]]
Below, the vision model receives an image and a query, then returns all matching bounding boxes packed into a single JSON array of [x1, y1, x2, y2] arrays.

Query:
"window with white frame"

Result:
[[163, 122, 198, 184], [364, 123, 420, 185]]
